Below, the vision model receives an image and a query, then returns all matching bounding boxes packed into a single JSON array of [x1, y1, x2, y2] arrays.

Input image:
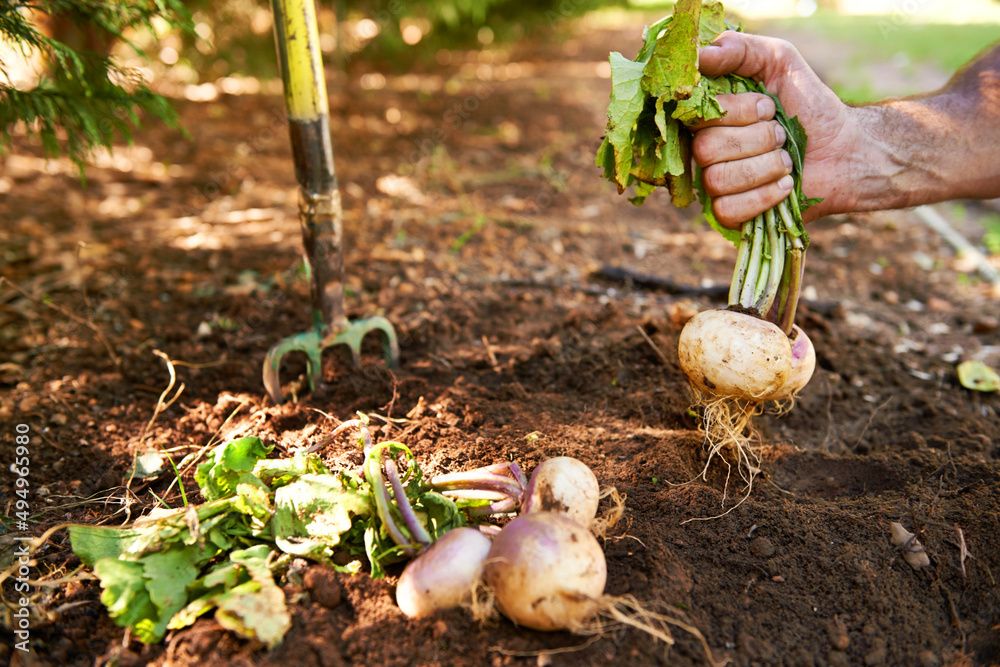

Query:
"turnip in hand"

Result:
[[594, 0, 823, 516]]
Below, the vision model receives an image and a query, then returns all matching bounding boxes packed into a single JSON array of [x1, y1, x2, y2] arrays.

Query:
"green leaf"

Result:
[[69, 525, 147, 567], [698, 0, 729, 45], [195, 436, 273, 501], [412, 492, 465, 541], [172, 546, 290, 649], [225, 557, 291, 649], [673, 84, 725, 125], [140, 546, 203, 641], [95, 560, 158, 630], [636, 15, 674, 64], [168, 561, 248, 631], [957, 360, 1000, 392], [604, 52, 648, 189], [641, 0, 701, 101], [595, 135, 616, 181], [252, 449, 329, 489], [272, 474, 372, 561], [234, 482, 274, 523]]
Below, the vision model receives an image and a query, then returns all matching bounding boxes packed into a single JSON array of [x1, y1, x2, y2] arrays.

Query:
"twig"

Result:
[[482, 335, 501, 373], [636, 325, 670, 367], [854, 395, 894, 448], [956, 525, 972, 579], [0, 276, 120, 367], [490, 635, 602, 657], [139, 350, 186, 445], [912, 205, 1000, 285]]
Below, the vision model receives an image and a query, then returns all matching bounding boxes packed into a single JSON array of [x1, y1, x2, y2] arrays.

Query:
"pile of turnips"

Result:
[[596, 0, 818, 512], [394, 455, 719, 664], [396, 456, 606, 631]]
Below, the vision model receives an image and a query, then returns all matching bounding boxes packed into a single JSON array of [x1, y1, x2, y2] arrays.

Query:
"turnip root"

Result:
[[484, 512, 606, 631], [396, 527, 493, 618], [678, 310, 792, 401], [676, 311, 817, 519], [678, 312, 816, 403], [521, 457, 600, 528]]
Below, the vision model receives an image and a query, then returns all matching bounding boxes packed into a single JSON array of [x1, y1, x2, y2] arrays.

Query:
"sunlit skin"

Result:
[[690, 32, 1000, 228]]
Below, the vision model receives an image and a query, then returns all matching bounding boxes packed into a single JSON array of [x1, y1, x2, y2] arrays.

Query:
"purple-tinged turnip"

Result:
[[484, 512, 606, 631], [396, 527, 492, 618], [521, 457, 600, 528]]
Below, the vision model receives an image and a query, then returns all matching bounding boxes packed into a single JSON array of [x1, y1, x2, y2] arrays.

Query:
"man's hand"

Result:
[[690, 31, 856, 227]]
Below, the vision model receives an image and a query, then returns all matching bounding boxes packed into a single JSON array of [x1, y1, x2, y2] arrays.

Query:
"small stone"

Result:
[[826, 616, 850, 651], [926, 297, 952, 312], [771, 575, 785, 583], [18, 394, 39, 412], [432, 620, 449, 639], [972, 316, 999, 334], [303, 566, 342, 608], [50, 413, 68, 426], [749, 537, 775, 558], [536, 654, 553, 667]]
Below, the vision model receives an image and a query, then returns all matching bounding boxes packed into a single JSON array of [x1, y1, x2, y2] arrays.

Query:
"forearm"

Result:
[[844, 44, 1000, 214]]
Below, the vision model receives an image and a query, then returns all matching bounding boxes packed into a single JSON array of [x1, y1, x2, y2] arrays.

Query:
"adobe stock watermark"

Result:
[[177, 105, 290, 219], [876, 0, 932, 38], [10, 422, 34, 653], [401, 79, 498, 168]]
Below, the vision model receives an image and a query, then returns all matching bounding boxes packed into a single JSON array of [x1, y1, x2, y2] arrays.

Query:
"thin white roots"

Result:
[[680, 391, 766, 523], [577, 595, 725, 667], [479, 591, 726, 667], [591, 486, 626, 540]]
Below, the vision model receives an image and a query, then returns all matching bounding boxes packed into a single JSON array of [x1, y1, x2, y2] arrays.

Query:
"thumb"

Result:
[[698, 31, 789, 82]]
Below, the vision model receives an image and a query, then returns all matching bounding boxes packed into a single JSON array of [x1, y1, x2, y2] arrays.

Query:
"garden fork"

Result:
[[264, 0, 398, 404]]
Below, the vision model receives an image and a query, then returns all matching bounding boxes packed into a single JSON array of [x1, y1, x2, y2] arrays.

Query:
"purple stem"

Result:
[[384, 457, 432, 548], [366, 452, 417, 557], [429, 472, 523, 499], [467, 497, 518, 518]]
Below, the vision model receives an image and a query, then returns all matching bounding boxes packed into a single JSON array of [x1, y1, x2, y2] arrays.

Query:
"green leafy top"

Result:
[[68, 433, 463, 647], [596, 0, 816, 246]]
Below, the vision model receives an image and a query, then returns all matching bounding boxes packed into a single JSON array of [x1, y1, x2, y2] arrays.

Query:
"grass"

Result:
[[768, 13, 1000, 74]]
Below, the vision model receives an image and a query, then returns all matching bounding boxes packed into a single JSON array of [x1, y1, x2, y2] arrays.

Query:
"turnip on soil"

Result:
[[521, 456, 601, 527], [597, 0, 819, 513], [396, 527, 493, 618], [484, 512, 606, 632]]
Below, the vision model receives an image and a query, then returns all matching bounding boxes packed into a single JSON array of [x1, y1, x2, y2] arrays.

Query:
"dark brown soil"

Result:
[[2, 18, 999, 667]]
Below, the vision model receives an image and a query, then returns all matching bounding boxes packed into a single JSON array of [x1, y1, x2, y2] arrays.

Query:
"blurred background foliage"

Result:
[[3, 0, 998, 169]]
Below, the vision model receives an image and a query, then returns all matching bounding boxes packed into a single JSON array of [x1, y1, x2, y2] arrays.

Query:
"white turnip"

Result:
[[521, 457, 600, 528], [395, 527, 492, 618], [484, 512, 606, 631], [677, 309, 792, 401]]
